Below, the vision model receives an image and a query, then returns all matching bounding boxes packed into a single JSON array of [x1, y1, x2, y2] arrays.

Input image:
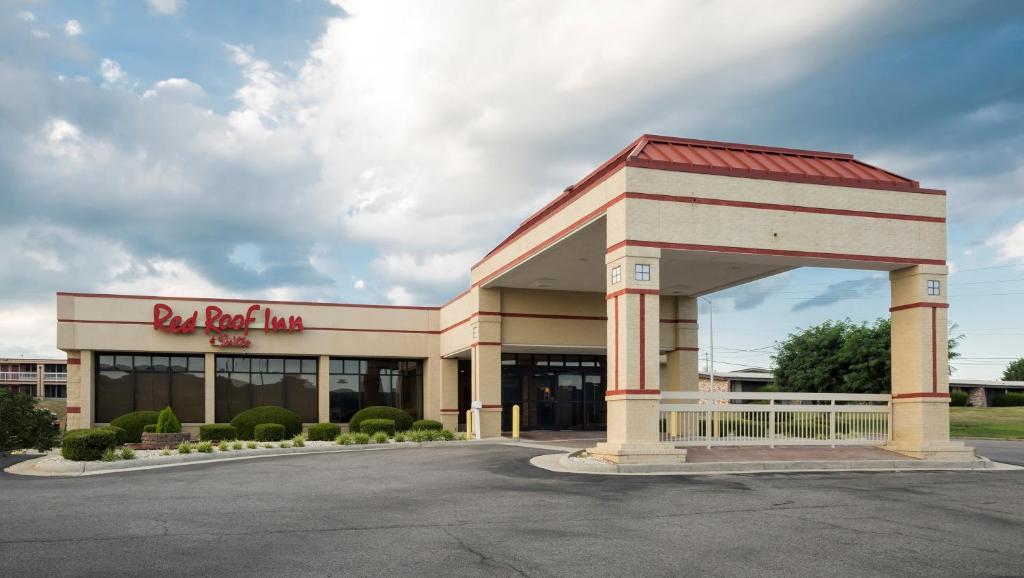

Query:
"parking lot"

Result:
[[2, 444, 1023, 577]]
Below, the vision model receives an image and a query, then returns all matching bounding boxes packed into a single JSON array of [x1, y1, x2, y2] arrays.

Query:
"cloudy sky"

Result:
[[1, 0, 1022, 378]]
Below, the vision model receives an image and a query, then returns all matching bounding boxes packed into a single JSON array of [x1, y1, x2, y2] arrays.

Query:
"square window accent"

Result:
[[635, 263, 651, 281], [611, 266, 621, 285], [927, 279, 941, 296]]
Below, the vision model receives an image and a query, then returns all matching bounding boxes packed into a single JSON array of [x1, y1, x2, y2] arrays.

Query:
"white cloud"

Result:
[[18, 11, 35, 22], [147, 0, 183, 15], [987, 221, 1024, 263], [99, 58, 125, 84], [31, 29, 49, 39], [64, 19, 82, 37], [142, 77, 205, 100], [354, 279, 366, 290], [386, 286, 416, 306]]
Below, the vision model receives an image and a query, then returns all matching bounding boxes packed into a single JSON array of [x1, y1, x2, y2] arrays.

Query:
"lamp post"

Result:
[[698, 296, 714, 391]]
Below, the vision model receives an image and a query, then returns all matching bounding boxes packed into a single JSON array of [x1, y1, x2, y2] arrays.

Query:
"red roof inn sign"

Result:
[[152, 303, 303, 349]]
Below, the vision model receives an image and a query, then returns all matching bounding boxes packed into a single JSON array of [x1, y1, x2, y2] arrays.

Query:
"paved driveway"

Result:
[[1, 444, 1022, 577], [968, 438, 1024, 466]]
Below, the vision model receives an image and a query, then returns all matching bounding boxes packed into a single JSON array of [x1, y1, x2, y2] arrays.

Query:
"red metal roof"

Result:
[[627, 135, 934, 194]]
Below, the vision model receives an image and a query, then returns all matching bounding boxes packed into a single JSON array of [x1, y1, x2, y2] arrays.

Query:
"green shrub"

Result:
[[438, 429, 455, 441], [232, 441, 243, 450], [371, 431, 389, 444], [993, 392, 1024, 407], [359, 418, 396, 436], [950, 390, 969, 407], [349, 406, 413, 434], [155, 406, 182, 434], [101, 447, 119, 462], [0, 390, 59, 452], [100, 425, 127, 445], [110, 410, 160, 443], [254, 423, 286, 441], [306, 423, 341, 441], [199, 424, 238, 442], [411, 419, 443, 431], [262, 442, 274, 449], [246, 441, 257, 449], [352, 432, 371, 444], [455, 432, 467, 441], [230, 406, 302, 440], [393, 431, 407, 442], [408, 429, 429, 443], [217, 440, 229, 451], [178, 440, 192, 454], [336, 433, 353, 445], [159, 448, 171, 456], [292, 434, 305, 447], [120, 446, 136, 460], [279, 440, 291, 448], [143, 424, 157, 433], [196, 441, 213, 453], [61, 428, 117, 461]]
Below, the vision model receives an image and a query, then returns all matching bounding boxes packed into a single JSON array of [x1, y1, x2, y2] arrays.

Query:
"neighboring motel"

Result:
[[57, 134, 974, 464]]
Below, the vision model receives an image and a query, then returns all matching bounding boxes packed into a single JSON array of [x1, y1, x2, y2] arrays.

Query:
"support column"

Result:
[[439, 357, 460, 431], [471, 288, 502, 438], [886, 265, 974, 460], [317, 355, 330, 424], [589, 249, 686, 464], [79, 351, 94, 427], [664, 297, 699, 436], [204, 352, 216, 424], [65, 351, 82, 430], [36, 363, 45, 398]]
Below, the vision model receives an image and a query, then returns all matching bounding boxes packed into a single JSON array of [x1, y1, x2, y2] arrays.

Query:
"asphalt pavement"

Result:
[[1, 444, 1023, 577]]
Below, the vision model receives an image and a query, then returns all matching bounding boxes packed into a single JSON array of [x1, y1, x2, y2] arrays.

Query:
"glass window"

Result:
[[95, 352, 205, 423], [214, 356, 318, 423], [635, 263, 651, 281], [611, 266, 621, 285], [927, 279, 941, 296], [329, 358, 423, 423]]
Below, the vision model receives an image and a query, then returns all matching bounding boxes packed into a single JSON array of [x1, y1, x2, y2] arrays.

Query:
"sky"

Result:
[[1, 0, 1022, 379]]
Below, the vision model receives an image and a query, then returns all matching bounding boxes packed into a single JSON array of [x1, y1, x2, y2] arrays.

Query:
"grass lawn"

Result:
[[37, 398, 67, 430], [950, 406, 1024, 439]]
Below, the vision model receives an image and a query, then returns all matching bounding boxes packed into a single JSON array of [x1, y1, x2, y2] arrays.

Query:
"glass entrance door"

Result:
[[501, 353, 606, 431]]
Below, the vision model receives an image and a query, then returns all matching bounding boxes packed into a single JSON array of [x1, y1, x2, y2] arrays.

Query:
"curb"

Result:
[[529, 451, 1019, 476], [4, 440, 496, 477]]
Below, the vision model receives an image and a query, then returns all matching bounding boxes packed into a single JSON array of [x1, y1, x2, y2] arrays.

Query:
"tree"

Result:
[[772, 318, 962, 394], [0, 390, 58, 452], [1004, 358, 1024, 382]]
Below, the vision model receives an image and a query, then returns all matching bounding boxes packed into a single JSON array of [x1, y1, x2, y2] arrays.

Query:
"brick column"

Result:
[[588, 248, 686, 464], [664, 296, 699, 436], [204, 352, 216, 424], [65, 351, 82, 430], [438, 357, 460, 431], [36, 363, 45, 398], [886, 265, 973, 460], [317, 355, 330, 423], [79, 351, 94, 427], [471, 288, 502, 438]]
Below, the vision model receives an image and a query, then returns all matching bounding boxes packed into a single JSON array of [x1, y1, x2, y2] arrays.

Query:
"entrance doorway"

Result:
[[501, 353, 606, 431]]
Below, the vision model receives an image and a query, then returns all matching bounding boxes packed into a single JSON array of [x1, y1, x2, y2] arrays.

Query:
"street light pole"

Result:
[[699, 297, 714, 391]]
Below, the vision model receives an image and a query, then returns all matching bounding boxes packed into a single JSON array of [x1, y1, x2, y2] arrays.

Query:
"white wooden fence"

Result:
[[660, 391, 891, 446]]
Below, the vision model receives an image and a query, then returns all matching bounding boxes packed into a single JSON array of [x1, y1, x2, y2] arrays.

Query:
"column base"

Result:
[[586, 442, 687, 465], [884, 440, 976, 461]]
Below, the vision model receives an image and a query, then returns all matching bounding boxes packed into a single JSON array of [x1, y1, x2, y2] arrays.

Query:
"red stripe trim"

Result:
[[66, 358, 81, 365], [439, 408, 460, 413], [892, 392, 950, 399], [66, 406, 81, 413], [639, 294, 646, 390], [624, 158, 945, 195], [498, 312, 606, 321], [439, 287, 472, 309], [471, 341, 502, 347], [606, 288, 660, 300], [57, 291, 439, 311], [481, 404, 502, 409], [931, 307, 938, 393], [606, 389, 661, 397], [622, 191, 945, 222], [609, 240, 945, 266], [614, 296, 620, 391], [661, 318, 697, 324], [673, 347, 699, 352], [889, 302, 949, 312]]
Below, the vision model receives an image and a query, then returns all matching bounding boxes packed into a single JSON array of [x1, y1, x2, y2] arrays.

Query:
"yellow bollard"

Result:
[[512, 404, 520, 440], [465, 409, 474, 438]]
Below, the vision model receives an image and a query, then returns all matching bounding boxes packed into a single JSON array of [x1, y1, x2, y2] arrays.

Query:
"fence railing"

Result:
[[0, 371, 38, 382], [43, 372, 67, 381], [660, 391, 892, 446]]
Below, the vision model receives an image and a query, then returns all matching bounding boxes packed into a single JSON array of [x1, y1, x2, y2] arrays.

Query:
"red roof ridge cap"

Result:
[[637, 134, 856, 161]]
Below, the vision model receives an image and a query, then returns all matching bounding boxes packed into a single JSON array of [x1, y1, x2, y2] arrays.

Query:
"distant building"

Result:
[[0, 358, 68, 398], [697, 367, 1024, 407]]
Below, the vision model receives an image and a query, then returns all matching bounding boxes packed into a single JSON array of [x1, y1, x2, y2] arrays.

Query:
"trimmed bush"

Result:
[[230, 406, 302, 440], [199, 424, 238, 442], [156, 406, 182, 434], [254, 423, 286, 441], [352, 432, 371, 444], [349, 406, 413, 434], [307, 423, 341, 441], [411, 419, 443, 431], [950, 390, 969, 407], [143, 424, 157, 433], [100, 425, 127, 445], [993, 392, 1024, 407], [359, 418, 396, 436], [110, 410, 160, 443], [61, 428, 117, 461]]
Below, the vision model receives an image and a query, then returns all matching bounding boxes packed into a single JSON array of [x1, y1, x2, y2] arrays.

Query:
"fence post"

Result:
[[829, 399, 836, 448], [769, 399, 775, 449], [705, 408, 713, 448]]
